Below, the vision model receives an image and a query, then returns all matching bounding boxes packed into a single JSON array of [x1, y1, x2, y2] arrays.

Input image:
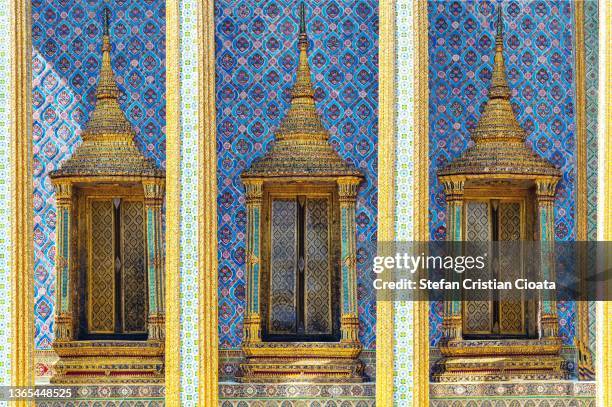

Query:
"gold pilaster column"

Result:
[[442, 177, 465, 242], [599, 0, 611, 403], [441, 177, 464, 340], [54, 182, 74, 341], [164, 0, 180, 398], [376, 0, 395, 404], [11, 0, 34, 395], [243, 179, 264, 344], [144, 181, 166, 341], [338, 176, 362, 344], [535, 177, 559, 338], [573, 0, 595, 380], [413, 1, 430, 403]]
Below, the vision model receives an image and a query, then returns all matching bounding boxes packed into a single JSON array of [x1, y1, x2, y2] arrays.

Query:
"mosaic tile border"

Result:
[[37, 402, 163, 407], [430, 381, 596, 398], [0, 0, 11, 395], [220, 401, 374, 407], [431, 400, 594, 407], [34, 385, 164, 407], [178, 0, 200, 404], [584, 0, 599, 242], [583, 0, 599, 369], [219, 382, 375, 399], [392, 0, 417, 405]]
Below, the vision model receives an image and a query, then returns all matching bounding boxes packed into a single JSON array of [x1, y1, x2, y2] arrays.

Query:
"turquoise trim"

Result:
[[453, 205, 461, 241], [61, 209, 70, 313], [147, 208, 157, 313], [341, 207, 350, 314], [540, 207, 548, 241], [252, 207, 260, 311]]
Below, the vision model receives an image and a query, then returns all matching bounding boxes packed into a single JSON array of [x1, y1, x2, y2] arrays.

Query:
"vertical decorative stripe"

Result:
[[397, 0, 429, 406], [395, 1, 415, 239], [0, 0, 11, 395], [377, 0, 396, 405], [574, 1, 596, 376], [412, 3, 430, 403], [166, 0, 184, 403], [11, 0, 34, 397], [575, 0, 587, 242], [585, 0, 599, 240], [393, 0, 414, 405], [596, 2, 611, 406], [177, 0, 201, 401], [584, 0, 599, 369], [382, 0, 430, 405], [198, 0, 218, 405]]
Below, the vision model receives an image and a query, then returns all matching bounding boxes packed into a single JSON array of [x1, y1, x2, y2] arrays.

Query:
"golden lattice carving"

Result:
[[89, 200, 115, 333], [498, 202, 524, 334], [121, 200, 147, 333], [464, 201, 492, 334], [269, 199, 298, 334], [305, 198, 332, 335]]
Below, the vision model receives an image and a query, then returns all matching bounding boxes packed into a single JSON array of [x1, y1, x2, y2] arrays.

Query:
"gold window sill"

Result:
[[242, 340, 362, 359], [53, 339, 164, 358], [439, 337, 563, 357]]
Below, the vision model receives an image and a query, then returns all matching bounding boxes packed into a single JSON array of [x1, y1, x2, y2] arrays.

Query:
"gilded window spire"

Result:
[[50, 6, 163, 180], [470, 3, 524, 145], [489, 3, 511, 100], [438, 4, 560, 178], [96, 7, 121, 103], [275, 1, 325, 142], [243, 3, 361, 178]]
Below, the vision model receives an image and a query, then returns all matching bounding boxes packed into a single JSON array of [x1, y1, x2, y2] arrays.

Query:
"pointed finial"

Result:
[[299, 2, 306, 35], [298, 2, 308, 48], [488, 1, 510, 99], [96, 6, 120, 100], [103, 7, 110, 37], [496, 3, 503, 39], [469, 0, 524, 145]]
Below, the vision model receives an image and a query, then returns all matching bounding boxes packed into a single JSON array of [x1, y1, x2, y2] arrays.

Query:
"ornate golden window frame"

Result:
[[80, 189, 148, 337], [261, 184, 340, 342]]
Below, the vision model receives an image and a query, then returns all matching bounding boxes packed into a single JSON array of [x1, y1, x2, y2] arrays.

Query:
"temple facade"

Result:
[[3, 0, 602, 406]]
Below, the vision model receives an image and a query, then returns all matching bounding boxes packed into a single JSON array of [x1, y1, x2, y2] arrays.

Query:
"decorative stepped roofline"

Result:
[[51, 8, 163, 181], [243, 3, 361, 179], [438, 5, 560, 179]]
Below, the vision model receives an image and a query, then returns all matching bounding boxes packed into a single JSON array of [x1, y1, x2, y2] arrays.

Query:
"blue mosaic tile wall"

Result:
[[584, 0, 599, 361], [32, 0, 166, 349], [215, 0, 378, 349], [427, 0, 576, 346]]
